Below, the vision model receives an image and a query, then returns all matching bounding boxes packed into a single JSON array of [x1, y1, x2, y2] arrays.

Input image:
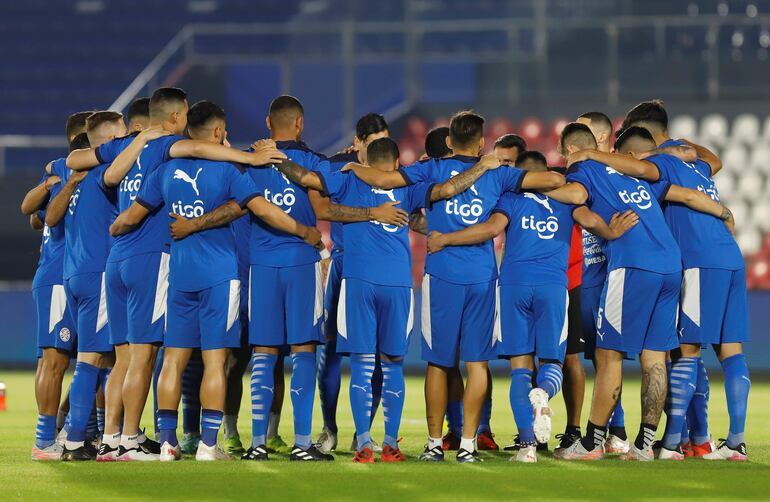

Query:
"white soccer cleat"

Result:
[[703, 441, 747, 462], [657, 446, 685, 461], [512, 445, 537, 463], [31, 443, 64, 461], [528, 388, 552, 444], [316, 426, 338, 454], [55, 428, 68, 448], [553, 440, 604, 461], [195, 442, 232, 461], [117, 445, 159, 462], [159, 441, 182, 462], [620, 445, 654, 462], [604, 434, 630, 454]]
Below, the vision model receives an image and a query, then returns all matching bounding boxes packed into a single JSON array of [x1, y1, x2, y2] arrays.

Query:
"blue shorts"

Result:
[[598, 268, 680, 357], [337, 278, 414, 357], [33, 284, 77, 355], [249, 262, 324, 347], [420, 275, 496, 366], [64, 272, 112, 353], [679, 267, 749, 345], [166, 280, 242, 350], [580, 284, 603, 360], [496, 283, 568, 361], [323, 253, 344, 344], [106, 252, 169, 346]]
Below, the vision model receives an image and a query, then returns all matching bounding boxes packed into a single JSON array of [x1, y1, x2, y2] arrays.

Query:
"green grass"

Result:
[[1, 371, 769, 500]]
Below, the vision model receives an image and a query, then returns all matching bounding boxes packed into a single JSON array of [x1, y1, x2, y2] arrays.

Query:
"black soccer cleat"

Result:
[[418, 445, 445, 462], [290, 444, 334, 461], [242, 445, 270, 461], [555, 432, 581, 451], [456, 447, 482, 463], [62, 442, 98, 461], [139, 436, 161, 455]]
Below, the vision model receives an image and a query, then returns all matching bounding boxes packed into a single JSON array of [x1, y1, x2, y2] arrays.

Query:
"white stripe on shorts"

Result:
[[681, 268, 701, 327], [605, 268, 625, 336], [421, 274, 432, 349], [248, 266, 252, 322], [151, 252, 170, 324], [96, 272, 108, 333], [337, 279, 347, 339], [313, 261, 324, 326], [227, 279, 240, 332], [559, 288, 570, 345], [407, 289, 414, 339], [49, 284, 67, 334], [493, 282, 502, 344]]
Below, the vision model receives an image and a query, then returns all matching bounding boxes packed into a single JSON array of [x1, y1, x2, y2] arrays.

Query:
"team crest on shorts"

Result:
[[59, 327, 71, 342]]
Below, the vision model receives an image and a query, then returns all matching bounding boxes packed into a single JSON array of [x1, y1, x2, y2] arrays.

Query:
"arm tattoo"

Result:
[[719, 205, 733, 221], [409, 212, 427, 235], [276, 159, 309, 186], [445, 162, 486, 197], [194, 201, 245, 230], [327, 203, 370, 222], [641, 361, 667, 425]]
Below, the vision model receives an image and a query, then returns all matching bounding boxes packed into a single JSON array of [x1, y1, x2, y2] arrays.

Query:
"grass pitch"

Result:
[[1, 370, 769, 500]]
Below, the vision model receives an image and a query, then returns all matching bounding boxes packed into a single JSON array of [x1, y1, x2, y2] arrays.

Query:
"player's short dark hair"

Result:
[[126, 97, 150, 124], [613, 126, 656, 152], [65, 111, 94, 141], [622, 99, 668, 132], [86, 111, 123, 133], [493, 133, 527, 153], [187, 100, 226, 132], [269, 95, 304, 129], [367, 137, 400, 165], [355, 113, 389, 141], [425, 126, 451, 159], [149, 87, 188, 120], [578, 111, 612, 133], [516, 150, 547, 169], [68, 132, 90, 153], [449, 110, 484, 149], [559, 122, 598, 152]]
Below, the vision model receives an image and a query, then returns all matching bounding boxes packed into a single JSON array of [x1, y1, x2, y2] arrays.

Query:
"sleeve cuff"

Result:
[[512, 170, 525, 193], [425, 183, 437, 210], [317, 172, 331, 197], [94, 146, 104, 165], [239, 192, 260, 209], [400, 169, 414, 186], [491, 208, 511, 222], [657, 181, 672, 203], [135, 197, 159, 212]]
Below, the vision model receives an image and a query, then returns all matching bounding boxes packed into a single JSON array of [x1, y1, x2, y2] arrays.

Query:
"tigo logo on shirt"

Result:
[[67, 188, 80, 215], [619, 185, 652, 210]]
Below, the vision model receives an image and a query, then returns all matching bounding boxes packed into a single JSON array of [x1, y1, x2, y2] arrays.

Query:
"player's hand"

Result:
[[721, 205, 735, 235], [138, 125, 171, 143], [340, 162, 360, 172], [660, 145, 697, 163], [251, 139, 277, 151], [371, 201, 409, 227], [336, 144, 356, 156], [302, 226, 323, 247], [426, 231, 447, 254], [68, 169, 88, 184], [246, 146, 287, 166], [479, 153, 501, 170], [609, 210, 639, 239], [566, 149, 592, 167], [169, 212, 198, 240], [223, 131, 231, 148], [44, 175, 61, 190]]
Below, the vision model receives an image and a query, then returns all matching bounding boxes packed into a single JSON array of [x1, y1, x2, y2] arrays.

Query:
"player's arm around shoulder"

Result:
[[665, 184, 734, 231], [573, 206, 639, 241], [342, 162, 410, 190], [427, 212, 508, 254], [110, 200, 151, 236], [430, 154, 499, 201], [44, 170, 87, 227]]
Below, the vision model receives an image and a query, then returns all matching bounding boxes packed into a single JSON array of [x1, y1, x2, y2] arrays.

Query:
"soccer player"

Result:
[[125, 97, 150, 133], [546, 123, 733, 461], [426, 153, 638, 462], [493, 134, 527, 166], [45, 112, 127, 460], [599, 104, 748, 460], [110, 99, 321, 461], [424, 126, 452, 159]]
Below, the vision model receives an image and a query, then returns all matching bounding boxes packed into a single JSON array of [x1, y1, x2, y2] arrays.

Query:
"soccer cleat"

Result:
[[195, 442, 231, 461], [604, 434, 631, 454], [223, 435, 245, 456], [554, 440, 604, 461], [690, 440, 713, 458], [419, 445, 445, 462], [31, 443, 63, 461], [159, 441, 182, 462], [555, 432, 581, 452], [528, 388, 552, 444], [512, 445, 537, 463], [350, 434, 383, 452], [241, 445, 269, 461], [139, 435, 161, 455], [316, 426, 338, 454], [117, 443, 159, 462], [441, 431, 461, 451], [620, 445, 654, 462], [55, 428, 68, 448], [96, 442, 119, 462], [352, 446, 375, 464], [456, 448, 481, 463], [290, 444, 334, 461], [61, 442, 97, 461], [381, 444, 407, 462], [657, 445, 685, 461], [267, 435, 291, 454], [180, 432, 200, 455], [703, 440, 747, 461], [681, 441, 693, 457], [476, 431, 499, 451], [505, 434, 549, 452]]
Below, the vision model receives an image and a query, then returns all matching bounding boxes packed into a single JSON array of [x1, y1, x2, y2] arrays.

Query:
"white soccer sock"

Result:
[[120, 433, 139, 449], [65, 439, 85, 450], [460, 436, 476, 452], [428, 437, 442, 450], [267, 412, 281, 439], [223, 415, 239, 439], [102, 432, 120, 448]]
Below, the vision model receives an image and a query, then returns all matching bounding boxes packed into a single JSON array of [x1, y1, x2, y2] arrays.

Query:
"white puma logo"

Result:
[[290, 387, 302, 396], [371, 188, 396, 202], [384, 390, 403, 398], [351, 384, 369, 393], [260, 385, 274, 394], [174, 167, 203, 196], [523, 192, 553, 214]]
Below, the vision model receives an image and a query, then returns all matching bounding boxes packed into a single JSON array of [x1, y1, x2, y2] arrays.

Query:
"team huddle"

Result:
[[23, 86, 750, 464]]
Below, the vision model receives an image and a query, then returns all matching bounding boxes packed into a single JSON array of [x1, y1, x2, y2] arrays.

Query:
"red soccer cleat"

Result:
[[353, 447, 375, 464], [690, 440, 713, 458], [681, 441, 694, 458], [442, 431, 460, 451], [477, 431, 499, 451], [381, 445, 407, 462]]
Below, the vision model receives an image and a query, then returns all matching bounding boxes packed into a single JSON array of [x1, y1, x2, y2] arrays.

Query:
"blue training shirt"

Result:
[[566, 159, 681, 275], [325, 151, 359, 254], [401, 155, 525, 284], [492, 191, 575, 288], [32, 163, 66, 289], [320, 169, 434, 288], [95, 133, 186, 262], [136, 158, 260, 292]]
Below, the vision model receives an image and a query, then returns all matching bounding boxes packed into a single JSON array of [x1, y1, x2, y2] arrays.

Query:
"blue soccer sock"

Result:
[[536, 362, 563, 400], [477, 399, 492, 434], [381, 359, 405, 449], [510, 368, 535, 445], [35, 414, 57, 449], [157, 409, 179, 447], [290, 352, 316, 449], [608, 399, 626, 429], [662, 357, 698, 449], [688, 357, 710, 444], [152, 348, 164, 435], [67, 362, 101, 444], [722, 353, 750, 448], [447, 400, 463, 436], [250, 352, 277, 447], [349, 354, 375, 450], [317, 340, 342, 433], [370, 356, 383, 426], [182, 351, 203, 435], [200, 409, 223, 447]]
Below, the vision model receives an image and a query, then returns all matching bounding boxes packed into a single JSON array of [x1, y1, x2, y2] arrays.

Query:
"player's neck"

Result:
[[149, 118, 175, 133], [451, 147, 479, 157], [270, 131, 300, 142], [652, 131, 669, 145]]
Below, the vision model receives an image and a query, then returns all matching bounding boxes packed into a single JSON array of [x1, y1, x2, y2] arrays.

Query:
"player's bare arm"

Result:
[[20, 175, 60, 215], [542, 182, 589, 206], [103, 126, 170, 186], [679, 139, 724, 175], [427, 212, 508, 254], [429, 154, 501, 202], [569, 149, 660, 181], [29, 213, 43, 230], [274, 159, 325, 191], [170, 140, 286, 166], [409, 212, 427, 235], [44, 170, 87, 227], [308, 190, 409, 227], [169, 200, 246, 240], [341, 162, 408, 189], [573, 206, 639, 241], [109, 201, 151, 236], [665, 185, 734, 230], [246, 196, 322, 247]]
